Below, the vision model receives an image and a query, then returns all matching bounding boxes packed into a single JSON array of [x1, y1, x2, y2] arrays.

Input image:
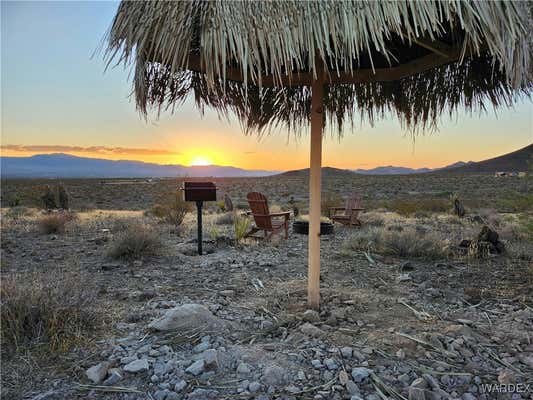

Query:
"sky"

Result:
[[1, 1, 532, 171]]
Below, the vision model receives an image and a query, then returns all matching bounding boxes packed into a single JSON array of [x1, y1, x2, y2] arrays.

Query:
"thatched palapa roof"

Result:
[[106, 1, 532, 134]]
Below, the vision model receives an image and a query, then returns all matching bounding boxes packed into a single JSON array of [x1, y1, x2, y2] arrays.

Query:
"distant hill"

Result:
[[439, 143, 532, 173], [0, 153, 279, 178], [280, 166, 355, 178]]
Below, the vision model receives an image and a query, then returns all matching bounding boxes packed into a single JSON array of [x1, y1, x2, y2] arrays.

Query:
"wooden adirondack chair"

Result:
[[245, 192, 290, 239], [330, 193, 364, 226]]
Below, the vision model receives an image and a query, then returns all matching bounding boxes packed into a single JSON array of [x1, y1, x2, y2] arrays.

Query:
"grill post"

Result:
[[196, 200, 203, 255]]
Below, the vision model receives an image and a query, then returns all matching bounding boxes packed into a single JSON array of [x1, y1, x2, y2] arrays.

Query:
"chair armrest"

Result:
[[330, 207, 346, 211], [349, 207, 365, 211], [269, 212, 291, 218]]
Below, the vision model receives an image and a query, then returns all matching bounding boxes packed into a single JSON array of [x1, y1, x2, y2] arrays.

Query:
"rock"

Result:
[[166, 393, 180, 400], [103, 368, 122, 385], [174, 380, 187, 392], [300, 322, 324, 337], [338, 370, 350, 385], [188, 388, 219, 399], [459, 239, 471, 248], [124, 359, 149, 373], [497, 369, 515, 384], [193, 342, 210, 353], [397, 273, 412, 282], [478, 225, 498, 244], [148, 303, 225, 332], [340, 347, 353, 358], [224, 194, 234, 212], [346, 380, 360, 395], [324, 358, 338, 370], [237, 362, 252, 375], [350, 396, 364, 400], [186, 359, 205, 376], [400, 261, 414, 271], [86, 361, 110, 384], [351, 367, 371, 383], [261, 365, 286, 387], [410, 377, 428, 389], [154, 390, 169, 400], [302, 309, 321, 323], [248, 381, 261, 393], [311, 359, 323, 369], [203, 349, 218, 370], [408, 387, 426, 400], [138, 290, 157, 301]]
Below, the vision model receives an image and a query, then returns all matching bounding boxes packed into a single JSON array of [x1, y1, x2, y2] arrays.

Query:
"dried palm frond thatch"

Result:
[[105, 1, 532, 134]]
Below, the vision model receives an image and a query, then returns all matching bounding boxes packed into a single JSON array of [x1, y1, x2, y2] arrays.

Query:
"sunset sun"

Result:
[[190, 156, 212, 166]]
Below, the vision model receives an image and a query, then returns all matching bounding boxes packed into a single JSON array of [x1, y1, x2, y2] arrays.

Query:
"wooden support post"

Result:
[[308, 60, 324, 310]]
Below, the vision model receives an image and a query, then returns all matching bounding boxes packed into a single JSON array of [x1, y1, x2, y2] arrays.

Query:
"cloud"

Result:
[[1, 144, 180, 156]]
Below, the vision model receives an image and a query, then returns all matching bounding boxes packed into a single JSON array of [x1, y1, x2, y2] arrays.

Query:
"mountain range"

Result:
[[0, 154, 280, 178], [0, 143, 530, 178]]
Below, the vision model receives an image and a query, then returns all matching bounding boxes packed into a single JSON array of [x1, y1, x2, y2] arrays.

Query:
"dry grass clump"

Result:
[[36, 212, 76, 234], [108, 223, 162, 260], [216, 212, 234, 225], [150, 192, 192, 227], [234, 215, 251, 242], [4, 206, 32, 219], [1, 268, 102, 354], [343, 226, 449, 260]]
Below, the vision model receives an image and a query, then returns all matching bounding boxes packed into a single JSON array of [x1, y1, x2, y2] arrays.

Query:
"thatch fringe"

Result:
[[105, 1, 532, 134]]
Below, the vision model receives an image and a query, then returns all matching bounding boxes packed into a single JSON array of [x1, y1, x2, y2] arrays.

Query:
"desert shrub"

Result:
[[384, 198, 449, 216], [37, 212, 75, 234], [216, 212, 234, 225], [496, 192, 533, 213], [5, 206, 31, 219], [234, 215, 251, 242], [343, 226, 448, 260], [75, 201, 97, 212], [209, 225, 221, 240], [57, 183, 69, 210], [108, 224, 162, 260], [151, 193, 192, 226], [4, 193, 22, 207], [1, 269, 102, 353], [40, 185, 57, 210]]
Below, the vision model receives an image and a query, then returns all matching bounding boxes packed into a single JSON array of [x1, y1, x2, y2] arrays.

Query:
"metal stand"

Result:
[[196, 200, 203, 255]]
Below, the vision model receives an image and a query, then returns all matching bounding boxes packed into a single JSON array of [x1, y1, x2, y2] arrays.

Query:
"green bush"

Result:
[[496, 192, 533, 213], [383, 198, 449, 216]]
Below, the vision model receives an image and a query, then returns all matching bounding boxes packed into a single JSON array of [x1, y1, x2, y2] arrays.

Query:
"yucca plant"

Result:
[[233, 214, 250, 242]]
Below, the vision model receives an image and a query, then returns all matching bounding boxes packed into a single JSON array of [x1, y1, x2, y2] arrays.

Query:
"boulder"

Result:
[[86, 362, 110, 384], [124, 359, 149, 373], [148, 304, 225, 332]]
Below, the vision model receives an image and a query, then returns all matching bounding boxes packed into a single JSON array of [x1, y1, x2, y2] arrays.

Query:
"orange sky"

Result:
[[2, 2, 532, 172]]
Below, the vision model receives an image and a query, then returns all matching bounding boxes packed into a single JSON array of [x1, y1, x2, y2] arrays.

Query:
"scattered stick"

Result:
[[77, 384, 143, 393], [398, 300, 434, 321], [396, 332, 457, 358]]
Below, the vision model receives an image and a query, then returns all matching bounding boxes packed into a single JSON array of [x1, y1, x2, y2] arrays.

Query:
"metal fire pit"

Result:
[[181, 182, 217, 255], [293, 220, 334, 235]]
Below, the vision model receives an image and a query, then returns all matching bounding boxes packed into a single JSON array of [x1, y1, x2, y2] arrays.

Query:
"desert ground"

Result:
[[1, 173, 532, 400]]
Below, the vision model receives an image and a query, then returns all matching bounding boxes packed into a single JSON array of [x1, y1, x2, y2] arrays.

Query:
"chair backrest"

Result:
[[247, 192, 272, 230], [343, 193, 361, 216]]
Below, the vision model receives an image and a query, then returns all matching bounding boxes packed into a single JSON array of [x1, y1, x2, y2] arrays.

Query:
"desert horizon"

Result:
[[1, 2, 532, 400]]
